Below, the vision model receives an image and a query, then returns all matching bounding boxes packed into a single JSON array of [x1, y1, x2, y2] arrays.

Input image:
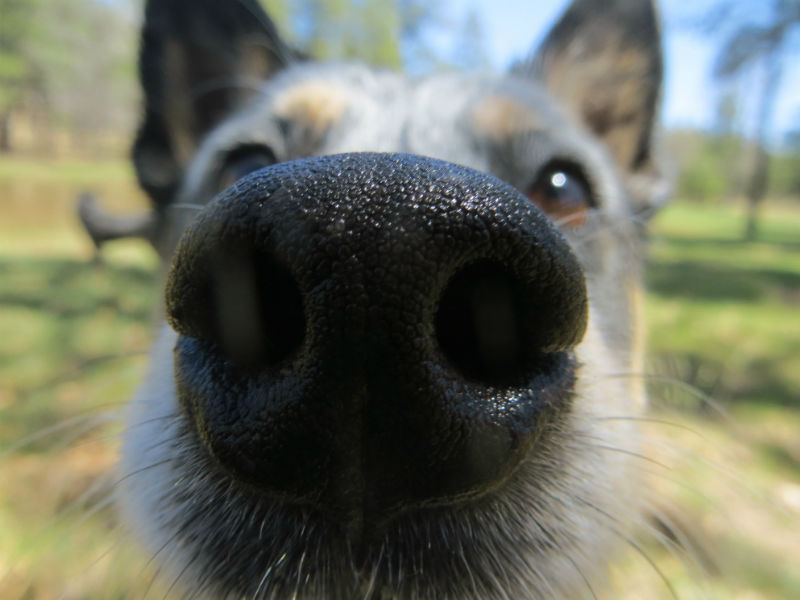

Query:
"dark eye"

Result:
[[526, 162, 592, 227], [219, 145, 277, 190]]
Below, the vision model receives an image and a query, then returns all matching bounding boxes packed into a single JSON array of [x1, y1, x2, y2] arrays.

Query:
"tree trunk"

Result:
[[744, 53, 782, 241], [745, 146, 768, 241], [0, 111, 11, 153]]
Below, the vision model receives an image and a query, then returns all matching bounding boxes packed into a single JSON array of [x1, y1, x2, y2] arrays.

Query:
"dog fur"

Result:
[[107, 0, 670, 598]]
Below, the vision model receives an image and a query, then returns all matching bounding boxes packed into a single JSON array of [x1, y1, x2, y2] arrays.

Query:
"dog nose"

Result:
[[166, 153, 587, 524]]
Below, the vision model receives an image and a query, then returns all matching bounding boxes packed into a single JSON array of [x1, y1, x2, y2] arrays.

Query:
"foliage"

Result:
[[669, 128, 800, 202], [0, 0, 139, 152], [668, 130, 735, 202], [709, 0, 800, 80], [771, 151, 800, 197], [261, 0, 478, 72], [0, 0, 35, 107], [668, 129, 744, 202], [24, 0, 139, 133], [701, 0, 800, 237], [0, 0, 487, 153]]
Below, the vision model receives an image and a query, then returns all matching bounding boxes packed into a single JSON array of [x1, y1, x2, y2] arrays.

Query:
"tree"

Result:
[[262, 0, 445, 71], [711, 91, 745, 200], [0, 0, 138, 154], [707, 0, 800, 240], [0, 0, 40, 151], [26, 0, 138, 144]]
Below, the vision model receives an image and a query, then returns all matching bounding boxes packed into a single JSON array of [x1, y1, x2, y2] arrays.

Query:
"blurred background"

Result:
[[0, 0, 798, 598]]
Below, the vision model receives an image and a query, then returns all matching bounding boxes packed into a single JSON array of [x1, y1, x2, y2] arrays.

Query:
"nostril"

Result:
[[435, 260, 556, 385], [167, 246, 305, 370], [436, 260, 528, 384]]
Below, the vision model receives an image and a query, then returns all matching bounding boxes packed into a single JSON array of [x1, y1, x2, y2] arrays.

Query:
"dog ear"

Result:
[[526, 0, 668, 209], [133, 0, 296, 209]]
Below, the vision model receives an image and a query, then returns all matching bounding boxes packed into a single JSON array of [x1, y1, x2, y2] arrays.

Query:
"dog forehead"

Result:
[[261, 65, 570, 161], [260, 63, 407, 153], [182, 62, 627, 228], [410, 73, 567, 135], [405, 73, 574, 166]]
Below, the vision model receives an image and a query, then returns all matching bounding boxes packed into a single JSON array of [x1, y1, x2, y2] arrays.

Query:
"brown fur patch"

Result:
[[472, 96, 542, 141], [274, 81, 350, 136]]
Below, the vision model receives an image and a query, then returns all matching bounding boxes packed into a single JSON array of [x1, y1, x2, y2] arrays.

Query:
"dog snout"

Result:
[[165, 152, 587, 527]]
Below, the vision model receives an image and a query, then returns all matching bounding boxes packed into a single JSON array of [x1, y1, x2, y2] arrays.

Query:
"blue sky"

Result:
[[447, 0, 800, 143]]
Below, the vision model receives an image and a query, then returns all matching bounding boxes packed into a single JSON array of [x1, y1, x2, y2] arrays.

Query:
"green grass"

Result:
[[0, 160, 162, 597], [634, 200, 800, 599], [0, 157, 134, 184], [646, 202, 800, 407], [0, 161, 798, 598]]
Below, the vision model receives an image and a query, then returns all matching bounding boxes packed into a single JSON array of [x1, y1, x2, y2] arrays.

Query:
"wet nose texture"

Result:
[[166, 153, 587, 528]]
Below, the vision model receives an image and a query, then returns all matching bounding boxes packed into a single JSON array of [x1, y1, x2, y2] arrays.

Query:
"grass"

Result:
[[632, 201, 800, 599], [0, 157, 135, 185], [646, 202, 800, 407], [0, 159, 798, 598]]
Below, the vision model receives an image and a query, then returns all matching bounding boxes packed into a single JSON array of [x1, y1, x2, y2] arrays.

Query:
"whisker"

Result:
[[603, 371, 734, 421], [115, 457, 175, 486], [582, 440, 672, 471], [138, 527, 188, 600], [562, 551, 599, 600], [16, 351, 148, 399], [574, 494, 683, 600], [253, 556, 277, 599], [642, 500, 719, 580], [0, 473, 119, 592], [0, 411, 116, 457], [620, 529, 678, 599], [53, 529, 136, 600], [361, 542, 385, 600], [594, 414, 706, 438], [122, 412, 182, 435], [293, 549, 308, 600], [160, 545, 198, 600]]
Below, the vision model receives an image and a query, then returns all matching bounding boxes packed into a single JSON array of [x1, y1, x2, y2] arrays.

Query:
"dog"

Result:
[[82, 0, 671, 597]]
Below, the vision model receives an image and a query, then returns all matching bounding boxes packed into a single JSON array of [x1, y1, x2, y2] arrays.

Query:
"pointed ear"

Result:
[[133, 0, 296, 207], [529, 0, 664, 182]]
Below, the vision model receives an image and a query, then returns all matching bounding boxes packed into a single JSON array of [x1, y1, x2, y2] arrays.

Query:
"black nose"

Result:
[[166, 153, 587, 524]]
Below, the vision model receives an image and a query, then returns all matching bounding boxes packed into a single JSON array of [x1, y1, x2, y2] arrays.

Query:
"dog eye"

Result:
[[526, 163, 592, 227], [219, 145, 277, 190]]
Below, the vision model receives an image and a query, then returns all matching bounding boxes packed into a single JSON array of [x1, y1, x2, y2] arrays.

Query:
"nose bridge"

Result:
[[165, 152, 587, 522]]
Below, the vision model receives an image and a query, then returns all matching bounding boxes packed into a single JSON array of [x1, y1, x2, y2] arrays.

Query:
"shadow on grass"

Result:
[[649, 352, 800, 411], [759, 441, 800, 474], [655, 235, 800, 252], [0, 256, 157, 322], [647, 229, 799, 409], [647, 260, 800, 302], [0, 255, 158, 448]]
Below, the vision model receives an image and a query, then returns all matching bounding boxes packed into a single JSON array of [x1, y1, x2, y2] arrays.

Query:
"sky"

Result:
[[446, 0, 800, 144]]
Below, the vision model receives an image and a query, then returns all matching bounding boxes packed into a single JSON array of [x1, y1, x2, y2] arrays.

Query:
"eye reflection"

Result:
[[526, 163, 592, 228]]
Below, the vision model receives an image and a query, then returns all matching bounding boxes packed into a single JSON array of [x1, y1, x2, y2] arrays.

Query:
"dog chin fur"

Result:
[[119, 308, 644, 599]]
